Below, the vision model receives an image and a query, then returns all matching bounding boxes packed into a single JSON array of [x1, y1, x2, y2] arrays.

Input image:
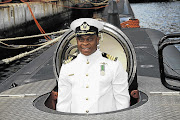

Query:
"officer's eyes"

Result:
[[87, 38, 93, 41], [78, 38, 93, 42], [78, 38, 84, 42]]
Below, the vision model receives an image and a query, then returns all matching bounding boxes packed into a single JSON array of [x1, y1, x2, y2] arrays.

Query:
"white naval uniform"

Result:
[[56, 50, 130, 113]]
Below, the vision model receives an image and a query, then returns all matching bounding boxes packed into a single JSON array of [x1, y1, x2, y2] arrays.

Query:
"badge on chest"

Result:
[[100, 62, 107, 76]]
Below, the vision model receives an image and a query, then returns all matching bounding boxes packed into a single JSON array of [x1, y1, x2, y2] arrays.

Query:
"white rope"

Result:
[[1, 35, 62, 64], [0, 29, 68, 42], [0, 40, 53, 49]]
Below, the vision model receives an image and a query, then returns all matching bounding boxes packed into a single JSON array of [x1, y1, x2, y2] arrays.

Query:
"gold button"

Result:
[[87, 61, 89, 64], [86, 98, 88, 100], [86, 110, 89, 113], [86, 74, 88, 76], [86, 85, 89, 88]]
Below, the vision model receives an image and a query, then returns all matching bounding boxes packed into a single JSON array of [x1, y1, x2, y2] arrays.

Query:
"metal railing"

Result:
[[158, 33, 180, 91]]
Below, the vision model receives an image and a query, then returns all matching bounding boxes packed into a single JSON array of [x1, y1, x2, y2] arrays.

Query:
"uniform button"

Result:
[[86, 98, 88, 100], [86, 74, 88, 76], [87, 61, 89, 64], [86, 85, 89, 88], [86, 110, 89, 113]]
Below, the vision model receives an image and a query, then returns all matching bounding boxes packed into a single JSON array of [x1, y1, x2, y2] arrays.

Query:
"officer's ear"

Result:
[[97, 36, 101, 45]]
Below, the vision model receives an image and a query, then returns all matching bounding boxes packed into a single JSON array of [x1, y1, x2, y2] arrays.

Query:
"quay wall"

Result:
[[0, 1, 72, 34]]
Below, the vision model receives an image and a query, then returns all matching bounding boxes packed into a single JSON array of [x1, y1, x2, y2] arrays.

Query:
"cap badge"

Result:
[[80, 22, 90, 31]]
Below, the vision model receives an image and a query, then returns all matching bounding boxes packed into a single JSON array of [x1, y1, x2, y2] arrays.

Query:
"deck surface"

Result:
[[0, 28, 180, 119], [0, 76, 180, 120]]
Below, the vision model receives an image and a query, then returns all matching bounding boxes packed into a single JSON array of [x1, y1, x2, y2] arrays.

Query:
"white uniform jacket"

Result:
[[56, 50, 130, 113]]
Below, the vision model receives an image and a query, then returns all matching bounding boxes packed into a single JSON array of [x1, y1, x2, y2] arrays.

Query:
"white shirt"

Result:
[[56, 50, 130, 113]]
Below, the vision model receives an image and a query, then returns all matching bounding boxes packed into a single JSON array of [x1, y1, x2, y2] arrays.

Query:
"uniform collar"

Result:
[[79, 49, 102, 63]]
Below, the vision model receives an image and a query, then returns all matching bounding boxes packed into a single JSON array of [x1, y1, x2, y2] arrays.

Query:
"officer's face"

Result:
[[76, 34, 99, 56]]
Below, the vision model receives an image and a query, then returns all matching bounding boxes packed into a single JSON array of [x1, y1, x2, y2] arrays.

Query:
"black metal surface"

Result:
[[0, 45, 56, 93], [107, 0, 121, 28], [122, 28, 161, 78]]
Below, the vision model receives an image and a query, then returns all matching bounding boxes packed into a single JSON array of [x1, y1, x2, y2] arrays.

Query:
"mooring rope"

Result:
[[20, 0, 52, 41], [0, 35, 62, 65], [0, 29, 68, 42], [0, 41, 49, 49], [0, 29, 68, 49]]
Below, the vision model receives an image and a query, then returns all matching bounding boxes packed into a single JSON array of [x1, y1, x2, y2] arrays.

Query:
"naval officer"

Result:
[[56, 18, 130, 113]]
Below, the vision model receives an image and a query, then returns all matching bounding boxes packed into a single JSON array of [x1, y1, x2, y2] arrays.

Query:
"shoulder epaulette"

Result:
[[102, 52, 118, 61], [63, 56, 77, 64]]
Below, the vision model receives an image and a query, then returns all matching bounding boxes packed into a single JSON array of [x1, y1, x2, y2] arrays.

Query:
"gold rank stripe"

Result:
[[106, 54, 115, 61], [64, 57, 73, 64]]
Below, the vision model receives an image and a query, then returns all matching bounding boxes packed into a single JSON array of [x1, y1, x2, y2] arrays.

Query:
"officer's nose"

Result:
[[82, 40, 89, 46]]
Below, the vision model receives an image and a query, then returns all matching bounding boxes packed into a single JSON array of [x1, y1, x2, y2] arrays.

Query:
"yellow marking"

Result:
[[68, 74, 74, 76]]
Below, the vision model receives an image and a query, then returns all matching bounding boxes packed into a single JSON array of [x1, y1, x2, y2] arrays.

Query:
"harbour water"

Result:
[[0, 1, 179, 83], [131, 1, 180, 50], [131, 2, 180, 34]]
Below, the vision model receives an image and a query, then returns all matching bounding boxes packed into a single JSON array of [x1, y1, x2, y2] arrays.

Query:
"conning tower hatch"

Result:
[[54, 21, 137, 86]]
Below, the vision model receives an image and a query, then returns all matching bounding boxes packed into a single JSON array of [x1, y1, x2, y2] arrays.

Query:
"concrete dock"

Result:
[[0, 1, 72, 36]]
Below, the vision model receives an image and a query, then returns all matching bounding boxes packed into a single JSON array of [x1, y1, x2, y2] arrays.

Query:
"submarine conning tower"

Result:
[[118, 0, 135, 22], [107, 0, 135, 28], [107, 0, 121, 28]]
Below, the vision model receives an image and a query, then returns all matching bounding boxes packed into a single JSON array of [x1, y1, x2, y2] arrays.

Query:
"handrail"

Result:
[[158, 33, 180, 45], [158, 33, 180, 91]]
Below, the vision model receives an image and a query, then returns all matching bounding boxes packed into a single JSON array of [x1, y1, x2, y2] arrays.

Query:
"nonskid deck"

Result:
[[0, 76, 180, 120]]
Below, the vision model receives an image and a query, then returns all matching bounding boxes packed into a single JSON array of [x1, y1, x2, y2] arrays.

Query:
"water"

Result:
[[131, 2, 180, 34], [0, 1, 180, 83], [131, 1, 180, 50]]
